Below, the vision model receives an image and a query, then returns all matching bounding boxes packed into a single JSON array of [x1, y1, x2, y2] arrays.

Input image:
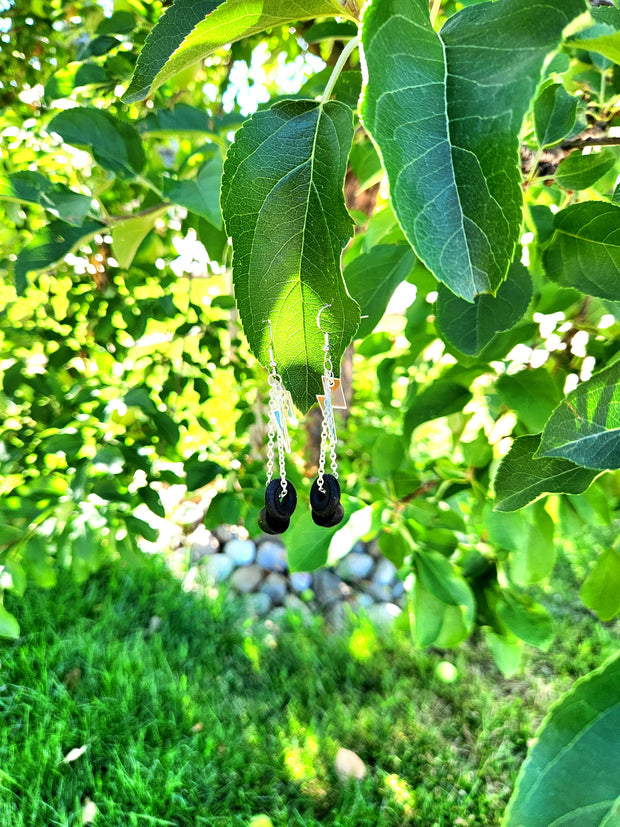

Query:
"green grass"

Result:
[[0, 558, 617, 827]]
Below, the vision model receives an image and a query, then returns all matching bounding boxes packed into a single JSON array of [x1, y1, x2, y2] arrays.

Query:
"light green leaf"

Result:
[[345, 244, 415, 339], [555, 149, 617, 191], [371, 433, 405, 479], [415, 549, 475, 611], [483, 627, 523, 678], [495, 590, 554, 650], [0, 171, 92, 226], [413, 579, 474, 648], [361, 0, 585, 301], [544, 202, 620, 300], [49, 108, 145, 178], [124, 0, 356, 103], [496, 368, 564, 434], [533, 82, 579, 148], [571, 26, 620, 64], [0, 525, 25, 546], [14, 219, 105, 295], [537, 362, 620, 470], [111, 206, 169, 270], [486, 503, 555, 585], [0, 605, 20, 639], [581, 546, 620, 621], [435, 261, 532, 356], [504, 651, 620, 826], [221, 99, 360, 412], [494, 435, 599, 512], [164, 156, 223, 227]]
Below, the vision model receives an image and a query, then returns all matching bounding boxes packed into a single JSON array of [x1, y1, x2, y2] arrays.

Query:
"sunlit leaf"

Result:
[[581, 546, 620, 621], [554, 149, 617, 191]]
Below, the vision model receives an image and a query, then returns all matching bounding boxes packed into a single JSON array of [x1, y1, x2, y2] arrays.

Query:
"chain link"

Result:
[[267, 369, 287, 498], [317, 333, 338, 492]]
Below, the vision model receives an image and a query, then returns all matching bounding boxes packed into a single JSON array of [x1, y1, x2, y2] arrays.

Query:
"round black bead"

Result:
[[309, 474, 341, 517], [311, 502, 344, 528], [265, 479, 297, 519], [258, 507, 290, 535]]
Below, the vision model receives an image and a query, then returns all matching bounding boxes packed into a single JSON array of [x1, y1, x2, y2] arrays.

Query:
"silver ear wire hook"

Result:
[[317, 303, 332, 351], [263, 318, 277, 367]]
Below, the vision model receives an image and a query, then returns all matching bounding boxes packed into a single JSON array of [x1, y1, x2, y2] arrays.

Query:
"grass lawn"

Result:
[[0, 556, 617, 826]]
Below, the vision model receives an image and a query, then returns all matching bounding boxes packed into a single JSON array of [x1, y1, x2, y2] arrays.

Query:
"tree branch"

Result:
[[561, 136, 620, 150]]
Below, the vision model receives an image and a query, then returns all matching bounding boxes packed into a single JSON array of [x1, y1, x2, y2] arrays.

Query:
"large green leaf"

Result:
[[124, 0, 357, 103], [581, 546, 620, 621], [571, 26, 620, 64], [0, 171, 92, 226], [495, 590, 553, 650], [221, 99, 360, 412], [345, 244, 415, 339], [435, 261, 532, 356], [404, 378, 473, 439], [544, 202, 620, 300], [537, 362, 620, 470], [504, 651, 620, 826], [48, 108, 145, 178], [494, 435, 599, 512], [361, 0, 585, 301], [554, 149, 617, 192]]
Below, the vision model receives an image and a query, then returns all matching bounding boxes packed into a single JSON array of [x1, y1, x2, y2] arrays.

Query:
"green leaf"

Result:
[[496, 368, 563, 433], [96, 10, 136, 35], [404, 379, 472, 439], [164, 156, 223, 227], [413, 579, 474, 648], [138, 105, 242, 137], [345, 244, 414, 339], [14, 219, 104, 295], [0, 525, 24, 546], [486, 503, 555, 585], [0, 171, 92, 226], [483, 627, 522, 678], [285, 495, 364, 572], [504, 651, 620, 826], [0, 605, 20, 639], [111, 206, 169, 270], [415, 549, 475, 611], [435, 261, 532, 356], [371, 433, 404, 479], [124, 0, 355, 103], [494, 435, 599, 512], [533, 82, 578, 148], [49, 108, 145, 178], [221, 100, 360, 412], [184, 456, 224, 491], [572, 26, 620, 64], [361, 0, 585, 301], [537, 361, 620, 470], [495, 590, 554, 649], [544, 202, 620, 300], [44, 61, 110, 101], [581, 546, 620, 621], [555, 149, 617, 191]]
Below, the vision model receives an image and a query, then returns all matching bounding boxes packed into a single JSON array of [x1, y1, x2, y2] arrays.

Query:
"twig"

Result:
[[560, 136, 620, 149]]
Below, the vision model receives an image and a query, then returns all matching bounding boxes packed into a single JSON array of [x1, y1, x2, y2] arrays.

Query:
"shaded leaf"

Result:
[[221, 100, 360, 412], [554, 149, 617, 191], [504, 651, 620, 826], [533, 82, 579, 148], [345, 244, 415, 339], [404, 380, 472, 439], [361, 0, 585, 301], [495, 590, 554, 649], [581, 546, 620, 621], [184, 456, 224, 491], [435, 261, 532, 356], [496, 368, 563, 433], [0, 171, 92, 226], [164, 156, 223, 226], [537, 361, 620, 469], [544, 201, 620, 300], [494, 435, 599, 512]]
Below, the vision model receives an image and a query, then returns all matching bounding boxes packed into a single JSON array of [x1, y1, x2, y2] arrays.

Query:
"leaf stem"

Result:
[[430, 0, 442, 26], [320, 35, 360, 105]]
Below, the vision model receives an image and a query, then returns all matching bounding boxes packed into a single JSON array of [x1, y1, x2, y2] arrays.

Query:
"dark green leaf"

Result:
[[505, 651, 620, 826], [537, 362, 620, 470], [544, 202, 620, 300], [404, 380, 472, 439], [221, 100, 360, 413], [164, 156, 223, 227], [96, 11, 136, 35], [49, 108, 145, 178], [436, 261, 532, 356], [0, 171, 92, 226], [185, 456, 224, 491], [581, 546, 620, 621], [361, 0, 585, 301], [416, 549, 475, 609], [533, 82, 578, 148], [494, 435, 599, 512], [555, 149, 617, 191], [345, 244, 415, 339], [496, 368, 563, 433], [495, 590, 554, 649], [0, 525, 23, 546], [303, 20, 358, 43]]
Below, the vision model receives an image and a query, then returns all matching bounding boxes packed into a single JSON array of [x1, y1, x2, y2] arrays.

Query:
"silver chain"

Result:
[[317, 333, 338, 493], [267, 357, 287, 499]]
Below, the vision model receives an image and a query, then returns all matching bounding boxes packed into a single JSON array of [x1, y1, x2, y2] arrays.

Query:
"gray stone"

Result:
[[242, 592, 272, 617], [284, 593, 313, 618], [391, 579, 405, 599], [363, 602, 402, 630], [336, 552, 375, 582], [260, 572, 288, 606], [289, 571, 313, 593], [350, 540, 367, 556], [325, 600, 348, 632], [224, 538, 256, 567], [257, 541, 288, 573], [269, 606, 288, 624], [188, 525, 219, 562], [365, 582, 393, 603], [314, 569, 349, 606], [349, 593, 375, 613], [373, 557, 397, 586], [202, 553, 234, 583], [230, 564, 264, 593]]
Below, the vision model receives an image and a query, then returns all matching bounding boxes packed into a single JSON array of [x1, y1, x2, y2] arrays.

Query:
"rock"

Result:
[[284, 593, 313, 618], [336, 552, 374, 582], [373, 557, 397, 586], [348, 593, 375, 614], [335, 748, 367, 781], [289, 571, 312, 593], [325, 600, 348, 632], [230, 564, 264, 593], [214, 525, 236, 545], [188, 525, 219, 562], [242, 592, 272, 617], [313, 569, 349, 606], [257, 541, 288, 573], [260, 572, 288, 606], [224, 538, 256, 567], [391, 579, 405, 600], [365, 582, 393, 603], [269, 607, 288, 624], [363, 602, 402, 631], [349, 540, 366, 556], [203, 553, 235, 583]]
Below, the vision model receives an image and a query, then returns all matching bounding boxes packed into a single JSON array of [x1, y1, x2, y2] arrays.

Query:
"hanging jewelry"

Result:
[[258, 320, 297, 535], [310, 305, 346, 528]]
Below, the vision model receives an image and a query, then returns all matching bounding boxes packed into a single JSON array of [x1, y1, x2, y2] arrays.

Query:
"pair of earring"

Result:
[[258, 307, 345, 535]]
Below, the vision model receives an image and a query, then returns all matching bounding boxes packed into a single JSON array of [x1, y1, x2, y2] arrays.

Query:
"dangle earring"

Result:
[[258, 320, 297, 535], [310, 305, 347, 528]]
